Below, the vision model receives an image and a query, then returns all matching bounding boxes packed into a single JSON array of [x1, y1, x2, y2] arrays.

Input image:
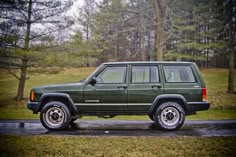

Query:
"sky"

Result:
[[70, 0, 84, 16]]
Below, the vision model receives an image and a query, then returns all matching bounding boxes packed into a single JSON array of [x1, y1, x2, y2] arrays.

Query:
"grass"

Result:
[[201, 68, 236, 109], [0, 68, 235, 120], [0, 135, 235, 157]]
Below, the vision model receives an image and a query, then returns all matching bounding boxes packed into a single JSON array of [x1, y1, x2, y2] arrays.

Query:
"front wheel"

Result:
[[40, 101, 71, 131], [154, 102, 185, 131]]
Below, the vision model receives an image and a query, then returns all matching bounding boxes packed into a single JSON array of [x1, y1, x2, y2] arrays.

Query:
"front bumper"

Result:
[[187, 101, 210, 112], [27, 101, 40, 114]]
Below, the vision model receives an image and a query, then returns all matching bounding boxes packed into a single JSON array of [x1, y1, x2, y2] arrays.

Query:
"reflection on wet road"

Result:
[[0, 120, 236, 137]]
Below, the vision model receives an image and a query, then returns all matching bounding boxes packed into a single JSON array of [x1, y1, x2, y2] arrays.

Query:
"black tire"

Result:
[[153, 102, 185, 131], [40, 101, 71, 131]]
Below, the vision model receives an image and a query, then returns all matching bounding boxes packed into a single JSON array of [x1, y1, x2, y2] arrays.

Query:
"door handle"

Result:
[[117, 85, 127, 89], [152, 85, 161, 89]]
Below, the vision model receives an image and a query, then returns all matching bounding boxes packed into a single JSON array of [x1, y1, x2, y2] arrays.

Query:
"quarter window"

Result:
[[132, 66, 159, 83], [96, 67, 127, 84], [163, 66, 196, 83]]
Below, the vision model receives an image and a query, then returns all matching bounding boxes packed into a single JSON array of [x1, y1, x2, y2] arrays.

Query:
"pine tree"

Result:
[[0, 0, 73, 101]]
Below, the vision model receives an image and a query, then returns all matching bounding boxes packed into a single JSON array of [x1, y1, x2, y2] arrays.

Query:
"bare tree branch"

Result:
[[7, 69, 20, 80]]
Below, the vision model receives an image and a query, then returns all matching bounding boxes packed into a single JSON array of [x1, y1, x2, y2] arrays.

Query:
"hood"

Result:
[[32, 82, 84, 93]]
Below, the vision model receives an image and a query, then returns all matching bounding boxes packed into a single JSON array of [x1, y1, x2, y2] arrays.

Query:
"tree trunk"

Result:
[[156, 18, 164, 61], [147, 31, 153, 61], [228, 47, 235, 93], [16, 0, 32, 101], [114, 27, 118, 59], [86, 20, 89, 66], [141, 42, 146, 61], [227, 14, 235, 93], [152, 0, 166, 61], [16, 59, 28, 101]]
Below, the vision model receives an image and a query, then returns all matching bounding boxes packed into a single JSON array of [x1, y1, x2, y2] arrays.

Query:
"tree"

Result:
[[0, 0, 73, 101], [224, 0, 235, 93], [150, 0, 167, 61], [78, 0, 96, 66], [78, 0, 96, 40], [94, 0, 126, 61], [67, 31, 105, 66], [166, 0, 225, 66], [75, 0, 231, 67], [93, 0, 158, 61]]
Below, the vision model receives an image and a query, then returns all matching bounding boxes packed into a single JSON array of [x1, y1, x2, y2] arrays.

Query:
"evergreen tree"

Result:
[[0, 0, 74, 101], [165, 0, 225, 67]]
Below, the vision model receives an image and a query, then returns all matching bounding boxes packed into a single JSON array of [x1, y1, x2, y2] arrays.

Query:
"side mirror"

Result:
[[90, 77, 97, 85]]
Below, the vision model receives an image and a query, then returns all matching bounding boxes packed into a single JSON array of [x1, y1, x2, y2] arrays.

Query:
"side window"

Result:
[[96, 67, 127, 84], [132, 66, 149, 83], [163, 66, 196, 83], [132, 66, 159, 83]]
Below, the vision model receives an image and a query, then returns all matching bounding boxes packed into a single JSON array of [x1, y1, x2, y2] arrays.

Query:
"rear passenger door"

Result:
[[127, 65, 163, 112]]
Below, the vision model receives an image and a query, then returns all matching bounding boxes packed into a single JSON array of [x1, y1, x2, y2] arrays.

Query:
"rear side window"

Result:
[[163, 65, 196, 83], [132, 66, 159, 83]]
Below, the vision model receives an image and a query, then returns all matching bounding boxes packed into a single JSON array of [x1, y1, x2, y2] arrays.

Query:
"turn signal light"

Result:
[[202, 88, 207, 101], [30, 91, 35, 101]]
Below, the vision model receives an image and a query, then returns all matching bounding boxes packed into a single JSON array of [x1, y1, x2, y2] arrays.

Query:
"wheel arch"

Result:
[[149, 94, 191, 116], [39, 93, 78, 116]]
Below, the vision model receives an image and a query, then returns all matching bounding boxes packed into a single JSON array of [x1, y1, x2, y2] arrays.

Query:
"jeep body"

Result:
[[27, 62, 210, 131]]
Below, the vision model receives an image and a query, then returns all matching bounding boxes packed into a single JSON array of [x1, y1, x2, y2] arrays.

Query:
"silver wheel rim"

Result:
[[44, 106, 65, 127], [160, 106, 180, 126]]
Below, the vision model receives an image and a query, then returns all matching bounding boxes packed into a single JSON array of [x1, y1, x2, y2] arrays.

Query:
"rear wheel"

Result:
[[154, 102, 185, 131], [40, 101, 71, 131]]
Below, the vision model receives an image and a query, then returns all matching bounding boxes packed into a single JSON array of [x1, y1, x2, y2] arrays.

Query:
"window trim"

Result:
[[162, 65, 197, 83], [131, 65, 160, 84], [95, 66, 128, 84], [150, 65, 160, 83]]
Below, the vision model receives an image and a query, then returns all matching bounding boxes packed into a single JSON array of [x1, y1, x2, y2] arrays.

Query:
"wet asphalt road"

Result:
[[0, 119, 236, 137]]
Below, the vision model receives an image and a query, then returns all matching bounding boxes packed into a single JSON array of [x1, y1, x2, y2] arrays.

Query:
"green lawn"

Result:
[[0, 136, 235, 157], [0, 68, 235, 120], [202, 68, 236, 108]]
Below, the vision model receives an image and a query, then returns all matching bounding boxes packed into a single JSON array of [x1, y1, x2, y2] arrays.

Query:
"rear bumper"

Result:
[[187, 101, 210, 112], [27, 101, 40, 114]]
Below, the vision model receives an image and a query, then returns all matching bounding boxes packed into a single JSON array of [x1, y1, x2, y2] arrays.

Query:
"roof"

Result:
[[103, 61, 194, 65]]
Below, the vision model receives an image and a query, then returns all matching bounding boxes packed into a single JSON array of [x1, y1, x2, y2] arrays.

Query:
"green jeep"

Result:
[[27, 62, 209, 131]]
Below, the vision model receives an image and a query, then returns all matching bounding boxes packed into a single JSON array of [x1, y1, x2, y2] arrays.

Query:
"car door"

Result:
[[82, 65, 128, 113], [127, 65, 163, 113]]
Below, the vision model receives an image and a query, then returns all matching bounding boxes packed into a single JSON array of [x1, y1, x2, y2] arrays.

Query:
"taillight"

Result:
[[202, 88, 207, 101], [30, 91, 35, 101]]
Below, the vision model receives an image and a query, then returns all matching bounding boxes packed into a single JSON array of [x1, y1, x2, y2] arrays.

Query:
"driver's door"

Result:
[[82, 65, 128, 113]]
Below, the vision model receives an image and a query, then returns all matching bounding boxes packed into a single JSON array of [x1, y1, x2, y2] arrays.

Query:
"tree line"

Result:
[[0, 0, 235, 101]]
